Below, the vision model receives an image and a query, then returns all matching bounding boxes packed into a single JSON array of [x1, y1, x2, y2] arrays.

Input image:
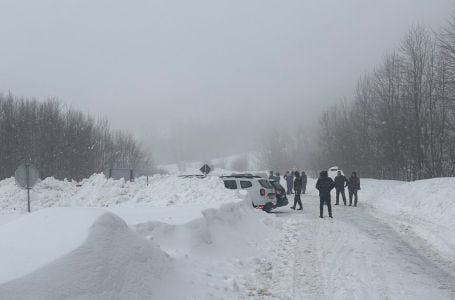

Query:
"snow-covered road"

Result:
[[250, 195, 455, 300]]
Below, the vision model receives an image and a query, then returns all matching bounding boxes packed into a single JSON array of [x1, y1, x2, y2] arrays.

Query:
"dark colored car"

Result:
[[270, 181, 289, 207]]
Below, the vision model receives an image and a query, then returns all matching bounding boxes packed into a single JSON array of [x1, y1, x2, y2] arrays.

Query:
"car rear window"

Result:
[[240, 181, 252, 189], [259, 179, 273, 189], [223, 180, 238, 189], [271, 181, 284, 190]]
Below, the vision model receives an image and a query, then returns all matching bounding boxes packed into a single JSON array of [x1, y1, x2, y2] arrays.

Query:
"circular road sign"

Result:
[[15, 163, 40, 189]]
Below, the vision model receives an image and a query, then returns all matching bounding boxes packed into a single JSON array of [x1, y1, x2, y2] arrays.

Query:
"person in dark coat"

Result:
[[275, 172, 281, 183], [348, 171, 361, 207], [291, 171, 303, 210], [316, 170, 335, 218], [301, 171, 307, 194], [269, 170, 274, 180], [334, 170, 348, 205], [284, 171, 294, 194]]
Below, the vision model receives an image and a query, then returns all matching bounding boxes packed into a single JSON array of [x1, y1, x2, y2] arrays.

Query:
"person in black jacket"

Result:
[[348, 172, 361, 207], [334, 170, 348, 205], [316, 170, 335, 218], [284, 171, 294, 194], [301, 171, 307, 194], [291, 171, 303, 210]]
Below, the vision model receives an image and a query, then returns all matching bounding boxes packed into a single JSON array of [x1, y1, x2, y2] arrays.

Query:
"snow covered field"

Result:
[[0, 174, 454, 299]]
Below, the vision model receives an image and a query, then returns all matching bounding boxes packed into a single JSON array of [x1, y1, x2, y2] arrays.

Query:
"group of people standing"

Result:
[[316, 170, 361, 218], [269, 170, 308, 210], [268, 169, 361, 218]]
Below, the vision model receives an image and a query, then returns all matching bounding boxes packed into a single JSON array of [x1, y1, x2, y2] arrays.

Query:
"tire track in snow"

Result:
[[270, 195, 455, 299], [290, 210, 326, 300]]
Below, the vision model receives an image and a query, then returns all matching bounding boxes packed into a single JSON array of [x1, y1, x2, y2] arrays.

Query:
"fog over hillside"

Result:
[[0, 0, 451, 164]]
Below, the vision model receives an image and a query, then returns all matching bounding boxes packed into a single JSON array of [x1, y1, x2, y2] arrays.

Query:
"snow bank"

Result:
[[132, 198, 279, 299], [0, 196, 276, 299], [0, 174, 239, 212], [369, 178, 455, 259], [0, 208, 173, 300], [135, 197, 276, 258]]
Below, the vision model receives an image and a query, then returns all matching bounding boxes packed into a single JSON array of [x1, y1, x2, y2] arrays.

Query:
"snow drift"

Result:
[[135, 197, 276, 258], [368, 178, 455, 259], [0, 173, 239, 212], [0, 208, 173, 300]]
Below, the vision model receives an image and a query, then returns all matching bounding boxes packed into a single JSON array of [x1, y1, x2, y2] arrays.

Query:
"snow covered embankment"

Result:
[[0, 174, 278, 299], [0, 208, 173, 300], [0, 174, 238, 210], [364, 178, 455, 261]]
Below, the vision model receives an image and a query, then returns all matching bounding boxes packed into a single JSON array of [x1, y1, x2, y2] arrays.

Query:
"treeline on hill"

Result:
[[315, 20, 455, 180], [0, 93, 153, 181]]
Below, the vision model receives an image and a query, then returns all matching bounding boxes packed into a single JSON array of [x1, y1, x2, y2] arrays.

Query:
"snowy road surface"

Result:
[[246, 195, 455, 300]]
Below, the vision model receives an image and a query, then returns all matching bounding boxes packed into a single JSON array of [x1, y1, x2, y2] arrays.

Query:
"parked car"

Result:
[[328, 166, 344, 179], [269, 180, 289, 207], [220, 174, 277, 212]]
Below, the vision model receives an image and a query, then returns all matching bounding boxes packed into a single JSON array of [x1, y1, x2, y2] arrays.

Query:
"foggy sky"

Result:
[[0, 0, 452, 162]]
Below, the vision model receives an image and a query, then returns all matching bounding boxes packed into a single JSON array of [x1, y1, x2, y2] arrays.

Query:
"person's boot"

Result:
[[297, 207, 303, 210], [329, 215, 333, 218], [319, 216, 323, 218], [291, 206, 295, 210]]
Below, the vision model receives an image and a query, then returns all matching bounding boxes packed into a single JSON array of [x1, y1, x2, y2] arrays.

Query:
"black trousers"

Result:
[[287, 182, 293, 194], [349, 190, 358, 206], [293, 189, 302, 208], [320, 196, 332, 217], [301, 184, 306, 194], [335, 189, 346, 205]]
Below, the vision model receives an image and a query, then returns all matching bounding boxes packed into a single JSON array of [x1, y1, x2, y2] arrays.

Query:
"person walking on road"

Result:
[[334, 170, 348, 205], [291, 171, 303, 210], [284, 171, 294, 194], [348, 171, 361, 207], [301, 171, 307, 194], [316, 170, 335, 218]]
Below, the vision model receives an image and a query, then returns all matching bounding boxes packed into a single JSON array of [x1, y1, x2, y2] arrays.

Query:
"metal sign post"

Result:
[[15, 163, 40, 213]]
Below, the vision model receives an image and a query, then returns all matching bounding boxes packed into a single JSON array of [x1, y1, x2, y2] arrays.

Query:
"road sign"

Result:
[[15, 163, 40, 213], [104, 168, 134, 181], [200, 164, 211, 175], [15, 163, 40, 189]]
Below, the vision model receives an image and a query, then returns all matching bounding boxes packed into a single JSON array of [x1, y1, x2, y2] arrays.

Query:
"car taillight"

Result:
[[260, 188, 266, 196]]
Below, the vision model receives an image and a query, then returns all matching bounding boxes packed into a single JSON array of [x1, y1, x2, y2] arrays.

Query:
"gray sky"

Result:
[[0, 0, 453, 161]]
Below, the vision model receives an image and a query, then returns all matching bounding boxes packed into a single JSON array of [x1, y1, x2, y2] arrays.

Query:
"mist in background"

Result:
[[0, 0, 452, 164]]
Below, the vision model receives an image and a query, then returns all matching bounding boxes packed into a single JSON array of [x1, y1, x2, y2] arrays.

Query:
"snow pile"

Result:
[[369, 178, 455, 259], [0, 208, 173, 300], [0, 198, 277, 299], [135, 197, 275, 258], [0, 174, 240, 212], [133, 197, 279, 299]]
